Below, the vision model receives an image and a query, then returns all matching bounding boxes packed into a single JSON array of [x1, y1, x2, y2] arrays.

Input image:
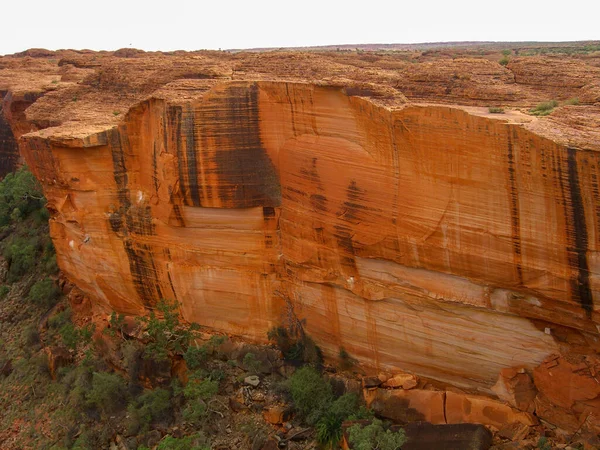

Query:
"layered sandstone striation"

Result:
[[2, 45, 600, 432]]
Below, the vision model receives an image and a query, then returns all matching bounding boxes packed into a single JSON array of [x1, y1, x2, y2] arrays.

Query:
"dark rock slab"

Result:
[[401, 422, 493, 450]]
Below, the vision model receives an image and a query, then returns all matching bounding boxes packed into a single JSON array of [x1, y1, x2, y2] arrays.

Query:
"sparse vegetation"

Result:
[[138, 298, 200, 362], [86, 371, 129, 414], [28, 278, 60, 308], [285, 365, 370, 448], [348, 418, 407, 450], [488, 106, 505, 114], [529, 100, 559, 116]]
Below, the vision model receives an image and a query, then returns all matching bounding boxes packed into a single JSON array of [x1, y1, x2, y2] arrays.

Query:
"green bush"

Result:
[[3, 236, 38, 281], [348, 419, 406, 450], [28, 278, 60, 308], [564, 97, 580, 105], [49, 308, 72, 330], [243, 352, 261, 374], [530, 100, 559, 116], [184, 344, 208, 370], [86, 371, 128, 414], [499, 56, 510, 66], [156, 433, 210, 450], [316, 393, 366, 448], [127, 388, 172, 434], [537, 436, 552, 450], [182, 371, 219, 424], [0, 166, 46, 227], [288, 366, 333, 425], [488, 106, 505, 114], [23, 324, 40, 346], [0, 285, 9, 299], [139, 299, 200, 362]]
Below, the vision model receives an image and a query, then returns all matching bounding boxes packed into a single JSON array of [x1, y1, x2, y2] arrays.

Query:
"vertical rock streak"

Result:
[[507, 132, 524, 285], [109, 128, 162, 308], [566, 148, 593, 316]]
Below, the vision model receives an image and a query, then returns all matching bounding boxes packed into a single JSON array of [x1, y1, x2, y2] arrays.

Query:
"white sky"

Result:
[[2, 0, 598, 55]]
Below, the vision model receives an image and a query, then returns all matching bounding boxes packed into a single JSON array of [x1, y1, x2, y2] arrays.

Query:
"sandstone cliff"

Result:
[[2, 45, 600, 432]]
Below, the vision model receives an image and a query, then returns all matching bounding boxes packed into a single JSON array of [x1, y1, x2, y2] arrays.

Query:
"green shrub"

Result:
[[316, 393, 364, 448], [184, 344, 208, 370], [86, 371, 128, 414], [127, 388, 172, 434], [0, 285, 9, 299], [564, 97, 580, 105], [499, 56, 510, 66], [182, 371, 219, 424], [243, 352, 261, 374], [488, 106, 505, 114], [49, 308, 72, 330], [0, 166, 46, 227], [288, 366, 333, 425], [537, 436, 552, 450], [23, 324, 40, 346], [530, 100, 559, 116], [348, 419, 406, 450], [61, 362, 94, 410], [139, 299, 200, 362], [156, 433, 210, 450], [29, 278, 60, 308], [3, 236, 38, 281]]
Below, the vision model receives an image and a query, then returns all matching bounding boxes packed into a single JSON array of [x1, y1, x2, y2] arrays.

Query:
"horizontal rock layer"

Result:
[[19, 81, 600, 396]]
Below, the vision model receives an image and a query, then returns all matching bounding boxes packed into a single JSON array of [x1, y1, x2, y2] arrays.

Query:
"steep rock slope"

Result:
[[20, 80, 600, 389], [3, 46, 600, 432]]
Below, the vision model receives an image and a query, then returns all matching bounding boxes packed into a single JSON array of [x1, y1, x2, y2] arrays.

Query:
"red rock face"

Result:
[[19, 80, 600, 397]]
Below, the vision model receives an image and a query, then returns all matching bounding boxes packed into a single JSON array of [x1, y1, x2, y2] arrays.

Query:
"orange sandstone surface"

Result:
[[2, 45, 600, 431]]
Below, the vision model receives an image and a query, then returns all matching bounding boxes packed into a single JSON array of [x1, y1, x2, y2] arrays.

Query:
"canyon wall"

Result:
[[19, 81, 600, 397]]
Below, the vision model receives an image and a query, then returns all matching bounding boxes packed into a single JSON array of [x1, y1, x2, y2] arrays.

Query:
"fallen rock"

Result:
[[382, 371, 419, 390], [402, 422, 493, 450], [498, 421, 530, 441], [491, 367, 536, 413], [368, 388, 446, 424], [362, 376, 383, 389], [244, 375, 260, 387], [263, 405, 292, 425], [445, 391, 537, 429], [533, 354, 600, 409], [228, 396, 247, 412], [342, 422, 492, 450], [534, 393, 580, 432]]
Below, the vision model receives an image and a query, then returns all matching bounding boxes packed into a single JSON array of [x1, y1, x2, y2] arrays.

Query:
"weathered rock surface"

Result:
[[2, 46, 600, 432], [491, 367, 536, 413]]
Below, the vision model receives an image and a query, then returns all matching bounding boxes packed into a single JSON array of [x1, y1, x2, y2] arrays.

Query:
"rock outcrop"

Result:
[[2, 45, 600, 433]]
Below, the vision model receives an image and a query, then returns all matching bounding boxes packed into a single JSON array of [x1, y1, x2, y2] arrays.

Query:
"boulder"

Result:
[[402, 422, 493, 450], [244, 375, 260, 387], [368, 388, 446, 424], [445, 391, 537, 430], [263, 405, 292, 425], [382, 371, 419, 390], [491, 367, 536, 413], [533, 354, 600, 409], [534, 393, 580, 432]]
